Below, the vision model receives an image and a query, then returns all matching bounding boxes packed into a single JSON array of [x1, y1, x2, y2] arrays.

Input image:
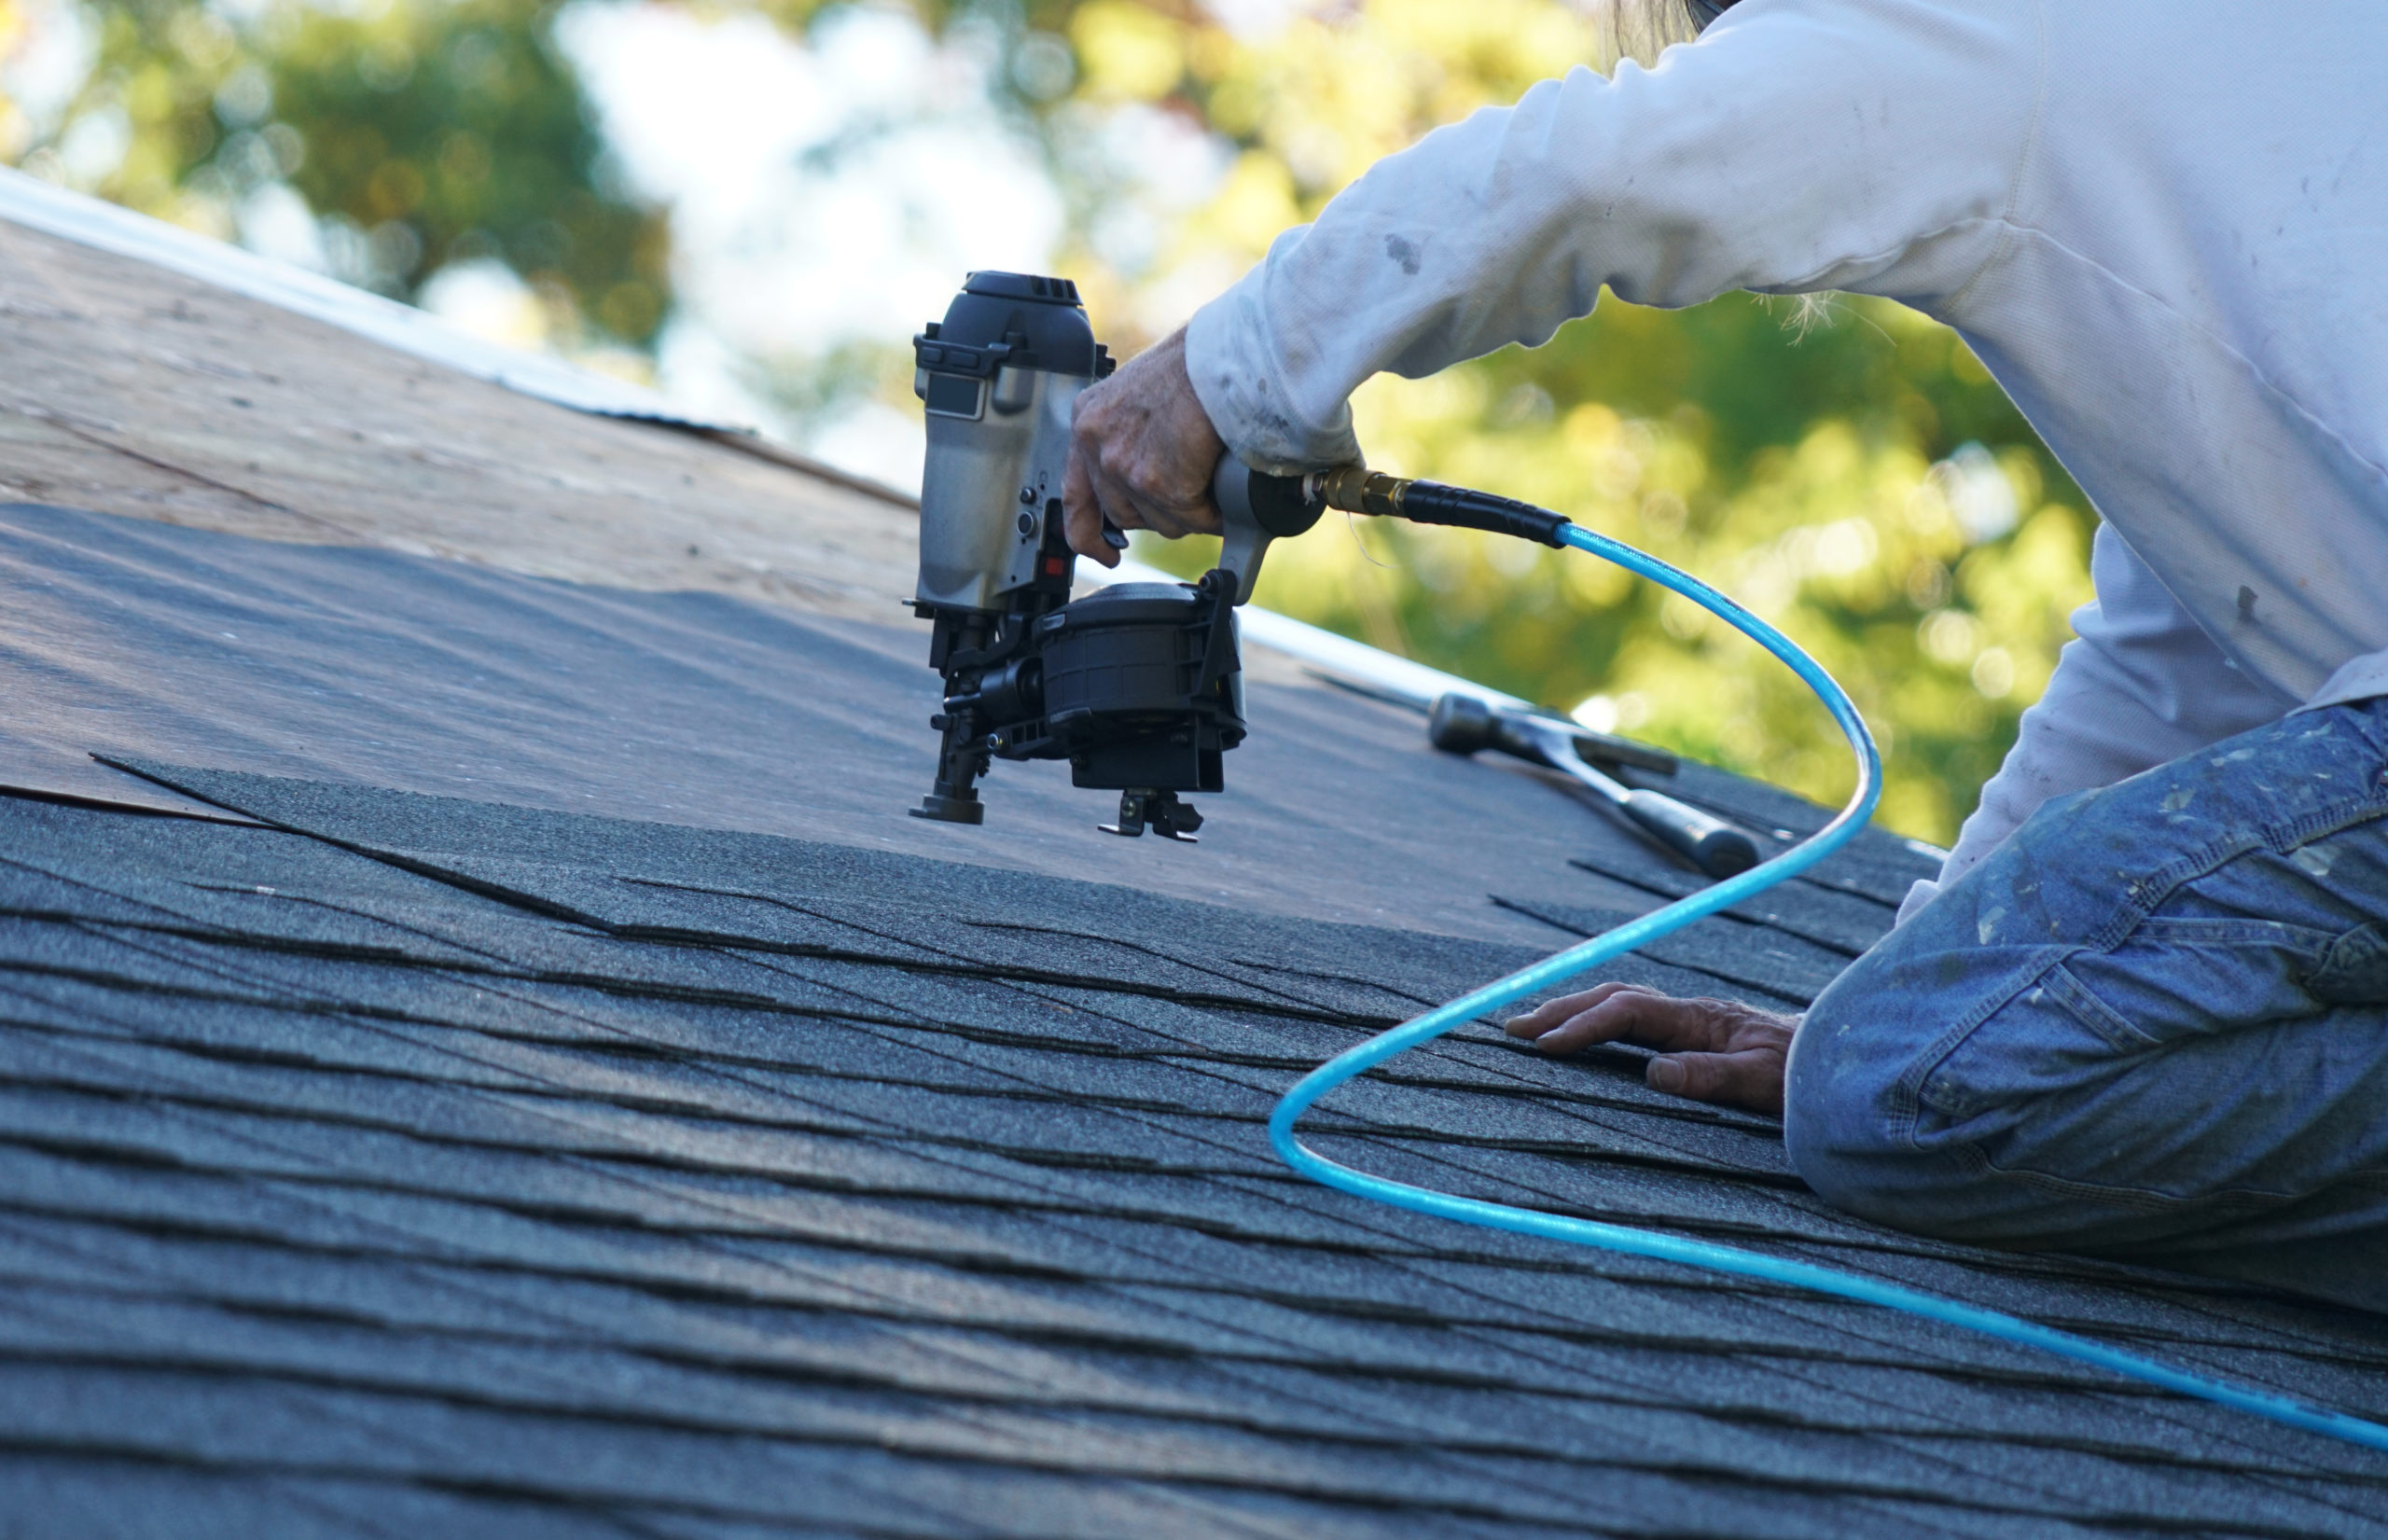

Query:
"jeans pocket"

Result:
[[1914, 964, 2145, 1124], [1913, 911, 2339, 1126]]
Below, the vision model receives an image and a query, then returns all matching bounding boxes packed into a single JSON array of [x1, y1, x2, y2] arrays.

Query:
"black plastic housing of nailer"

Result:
[[913, 559, 1246, 835], [1026, 575, 1245, 793]]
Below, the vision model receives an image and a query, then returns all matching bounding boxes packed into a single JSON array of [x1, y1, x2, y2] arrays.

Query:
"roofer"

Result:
[[1059, 0, 2388, 1309]]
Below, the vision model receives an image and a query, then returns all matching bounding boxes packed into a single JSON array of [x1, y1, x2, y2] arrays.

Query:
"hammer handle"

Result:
[[1517, 715, 1763, 881], [1617, 788, 1761, 880]]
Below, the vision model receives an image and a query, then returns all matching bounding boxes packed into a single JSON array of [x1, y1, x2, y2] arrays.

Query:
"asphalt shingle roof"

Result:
[[4, 500, 2387, 1533]]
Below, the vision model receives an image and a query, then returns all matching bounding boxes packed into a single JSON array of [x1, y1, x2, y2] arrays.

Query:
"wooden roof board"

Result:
[[0, 216, 920, 623]]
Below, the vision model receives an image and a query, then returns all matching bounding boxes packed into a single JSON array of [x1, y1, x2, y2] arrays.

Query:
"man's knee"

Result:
[[1781, 912, 2030, 1236], [1782, 967, 1930, 1223]]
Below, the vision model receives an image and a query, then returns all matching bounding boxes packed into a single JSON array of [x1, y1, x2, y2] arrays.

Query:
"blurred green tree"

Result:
[[24, 0, 665, 342]]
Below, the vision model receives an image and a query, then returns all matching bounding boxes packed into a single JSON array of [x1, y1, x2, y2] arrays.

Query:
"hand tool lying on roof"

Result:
[[1423, 692, 1760, 879]]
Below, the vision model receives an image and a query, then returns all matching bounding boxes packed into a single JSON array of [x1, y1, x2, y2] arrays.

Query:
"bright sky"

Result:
[[548, 0, 1285, 492], [554, 1, 1071, 488]]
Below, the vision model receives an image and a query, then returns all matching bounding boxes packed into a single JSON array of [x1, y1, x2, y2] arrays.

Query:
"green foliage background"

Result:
[[1, 0, 2096, 844], [6, 0, 667, 335]]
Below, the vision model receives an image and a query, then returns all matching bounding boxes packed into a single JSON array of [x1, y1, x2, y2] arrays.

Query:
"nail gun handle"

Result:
[[1214, 459, 1326, 604], [1618, 789, 1761, 880]]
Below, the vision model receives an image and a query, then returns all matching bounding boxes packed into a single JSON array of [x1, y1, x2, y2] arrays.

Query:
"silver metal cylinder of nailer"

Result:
[[911, 272, 1110, 612], [916, 365, 1086, 610]]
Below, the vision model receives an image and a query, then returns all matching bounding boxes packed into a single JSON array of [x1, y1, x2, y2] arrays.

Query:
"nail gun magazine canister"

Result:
[[1034, 581, 1245, 795]]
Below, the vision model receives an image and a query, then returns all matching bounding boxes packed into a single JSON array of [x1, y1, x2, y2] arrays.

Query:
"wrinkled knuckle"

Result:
[[1127, 458, 1170, 499]]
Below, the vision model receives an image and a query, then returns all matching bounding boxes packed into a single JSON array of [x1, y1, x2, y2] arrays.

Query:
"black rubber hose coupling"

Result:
[[1307, 467, 1573, 547]]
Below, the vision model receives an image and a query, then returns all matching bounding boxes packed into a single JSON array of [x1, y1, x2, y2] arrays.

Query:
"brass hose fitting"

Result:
[[1305, 466, 1410, 518]]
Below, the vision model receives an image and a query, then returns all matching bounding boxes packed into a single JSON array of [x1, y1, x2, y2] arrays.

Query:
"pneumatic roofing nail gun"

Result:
[[902, 271, 1760, 880], [905, 271, 1319, 842]]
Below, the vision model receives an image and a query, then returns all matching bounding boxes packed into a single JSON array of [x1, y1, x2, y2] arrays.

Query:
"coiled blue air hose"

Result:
[[1269, 515, 2388, 1455]]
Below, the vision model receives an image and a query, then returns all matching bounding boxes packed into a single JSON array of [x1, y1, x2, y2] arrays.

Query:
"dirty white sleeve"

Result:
[[1182, 0, 2038, 472], [1895, 524, 2297, 924]]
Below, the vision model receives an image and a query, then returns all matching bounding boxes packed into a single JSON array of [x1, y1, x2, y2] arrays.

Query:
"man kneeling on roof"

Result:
[[1058, 0, 2388, 1311]]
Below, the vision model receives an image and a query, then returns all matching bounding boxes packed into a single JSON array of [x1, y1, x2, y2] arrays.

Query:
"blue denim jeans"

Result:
[[1786, 699, 2388, 1311]]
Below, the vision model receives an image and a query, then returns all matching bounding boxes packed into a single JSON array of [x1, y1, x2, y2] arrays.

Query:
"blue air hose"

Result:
[[1268, 514, 2388, 1455]]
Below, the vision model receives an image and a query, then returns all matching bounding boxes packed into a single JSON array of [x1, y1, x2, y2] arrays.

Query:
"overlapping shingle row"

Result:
[[1, 769, 2381, 1536]]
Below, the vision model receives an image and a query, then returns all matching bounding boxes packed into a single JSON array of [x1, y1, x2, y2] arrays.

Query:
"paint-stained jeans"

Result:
[[1786, 699, 2388, 1311]]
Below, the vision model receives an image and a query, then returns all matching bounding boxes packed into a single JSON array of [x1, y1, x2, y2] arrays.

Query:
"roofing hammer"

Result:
[[1427, 693, 1762, 879]]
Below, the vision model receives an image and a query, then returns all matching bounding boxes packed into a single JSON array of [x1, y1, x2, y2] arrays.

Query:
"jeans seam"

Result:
[[2089, 792, 2388, 953], [1916, 1105, 2382, 1214], [2128, 917, 2338, 947], [1961, 1154, 2320, 1215]]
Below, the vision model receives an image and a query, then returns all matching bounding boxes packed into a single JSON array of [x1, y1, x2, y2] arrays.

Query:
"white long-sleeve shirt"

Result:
[[1183, 0, 2388, 905]]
